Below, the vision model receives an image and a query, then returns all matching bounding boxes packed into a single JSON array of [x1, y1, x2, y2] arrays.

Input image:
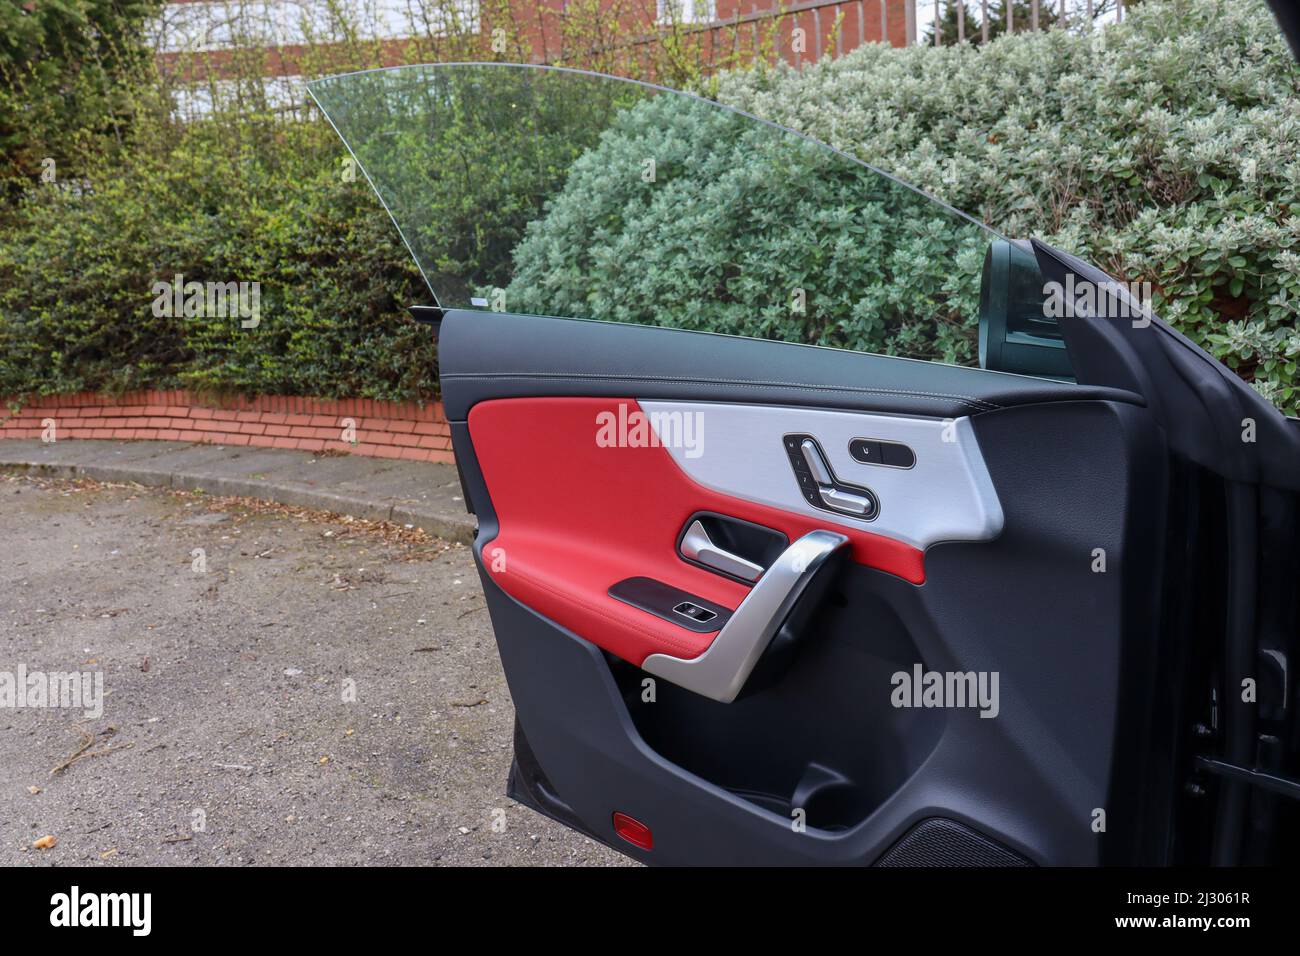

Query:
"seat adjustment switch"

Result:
[[783, 434, 879, 520]]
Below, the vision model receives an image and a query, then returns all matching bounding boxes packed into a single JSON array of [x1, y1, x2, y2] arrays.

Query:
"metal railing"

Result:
[[921, 0, 1125, 46]]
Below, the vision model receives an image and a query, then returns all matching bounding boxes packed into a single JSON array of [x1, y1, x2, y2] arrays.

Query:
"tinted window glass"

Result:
[[309, 63, 1063, 373]]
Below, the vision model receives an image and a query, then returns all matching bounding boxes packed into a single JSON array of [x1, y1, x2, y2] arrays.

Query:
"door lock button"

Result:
[[848, 438, 884, 464], [880, 441, 916, 468], [850, 438, 915, 469]]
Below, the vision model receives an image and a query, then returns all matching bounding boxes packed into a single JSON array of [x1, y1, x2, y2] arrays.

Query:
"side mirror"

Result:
[[978, 239, 1073, 380]]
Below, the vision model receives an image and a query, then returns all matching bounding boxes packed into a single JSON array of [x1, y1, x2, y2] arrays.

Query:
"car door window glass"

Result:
[[309, 63, 1068, 377]]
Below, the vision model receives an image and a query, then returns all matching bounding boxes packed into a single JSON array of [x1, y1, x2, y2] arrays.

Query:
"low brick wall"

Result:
[[0, 390, 453, 464]]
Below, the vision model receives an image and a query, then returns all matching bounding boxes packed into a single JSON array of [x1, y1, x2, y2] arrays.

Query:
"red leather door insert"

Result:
[[468, 397, 925, 666]]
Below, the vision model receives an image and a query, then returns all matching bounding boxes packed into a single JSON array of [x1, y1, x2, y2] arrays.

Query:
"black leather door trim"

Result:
[[438, 309, 1144, 421]]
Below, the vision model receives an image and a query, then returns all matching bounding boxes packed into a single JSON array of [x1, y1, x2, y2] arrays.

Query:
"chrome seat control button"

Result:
[[819, 486, 872, 516], [800, 439, 833, 485]]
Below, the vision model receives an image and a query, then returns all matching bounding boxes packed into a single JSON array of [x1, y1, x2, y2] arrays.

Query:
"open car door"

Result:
[[309, 64, 1300, 866]]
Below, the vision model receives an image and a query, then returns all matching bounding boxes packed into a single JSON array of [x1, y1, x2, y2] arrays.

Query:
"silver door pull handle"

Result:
[[680, 519, 765, 583], [646, 529, 849, 702]]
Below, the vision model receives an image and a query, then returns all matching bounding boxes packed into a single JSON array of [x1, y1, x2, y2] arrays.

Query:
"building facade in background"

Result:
[[154, 0, 917, 110]]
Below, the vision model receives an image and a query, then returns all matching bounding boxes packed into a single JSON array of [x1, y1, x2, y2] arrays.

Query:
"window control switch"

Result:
[[673, 601, 716, 623], [607, 578, 731, 633]]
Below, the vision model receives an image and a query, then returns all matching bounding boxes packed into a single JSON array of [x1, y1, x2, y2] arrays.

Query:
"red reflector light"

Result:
[[612, 812, 653, 850]]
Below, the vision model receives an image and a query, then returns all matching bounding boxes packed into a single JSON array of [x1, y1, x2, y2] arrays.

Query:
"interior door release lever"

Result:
[[680, 519, 765, 583], [644, 529, 849, 703]]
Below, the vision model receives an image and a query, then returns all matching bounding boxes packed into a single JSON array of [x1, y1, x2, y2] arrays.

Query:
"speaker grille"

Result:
[[875, 818, 1033, 867]]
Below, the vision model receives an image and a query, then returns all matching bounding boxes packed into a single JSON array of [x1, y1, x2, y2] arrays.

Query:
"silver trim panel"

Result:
[[641, 400, 1004, 550]]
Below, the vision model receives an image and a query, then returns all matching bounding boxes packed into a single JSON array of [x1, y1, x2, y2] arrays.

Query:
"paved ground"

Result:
[[0, 471, 629, 867], [0, 439, 476, 545]]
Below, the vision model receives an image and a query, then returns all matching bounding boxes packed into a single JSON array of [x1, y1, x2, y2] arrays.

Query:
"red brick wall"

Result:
[[0, 391, 453, 465]]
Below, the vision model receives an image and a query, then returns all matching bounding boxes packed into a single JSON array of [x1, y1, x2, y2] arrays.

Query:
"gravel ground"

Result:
[[0, 472, 630, 867]]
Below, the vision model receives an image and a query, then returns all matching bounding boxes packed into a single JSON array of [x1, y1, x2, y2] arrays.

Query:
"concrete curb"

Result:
[[0, 452, 477, 545]]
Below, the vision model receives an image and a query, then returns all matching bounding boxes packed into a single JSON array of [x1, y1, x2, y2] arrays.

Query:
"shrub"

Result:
[[710, 0, 1300, 412], [503, 85, 994, 367], [0, 0, 160, 184], [0, 117, 435, 402], [0, 0, 746, 406], [1, 0, 1295, 411]]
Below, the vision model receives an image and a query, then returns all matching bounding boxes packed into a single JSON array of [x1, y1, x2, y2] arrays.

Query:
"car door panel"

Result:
[[444, 309, 1170, 866], [468, 396, 930, 665]]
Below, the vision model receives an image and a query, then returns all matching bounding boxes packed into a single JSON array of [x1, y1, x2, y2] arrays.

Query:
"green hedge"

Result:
[[1, 0, 1297, 411], [710, 0, 1300, 412], [0, 116, 435, 402], [503, 85, 995, 367]]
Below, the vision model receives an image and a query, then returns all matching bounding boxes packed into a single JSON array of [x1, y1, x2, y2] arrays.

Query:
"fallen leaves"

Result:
[[2, 474, 461, 563], [164, 488, 454, 557]]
